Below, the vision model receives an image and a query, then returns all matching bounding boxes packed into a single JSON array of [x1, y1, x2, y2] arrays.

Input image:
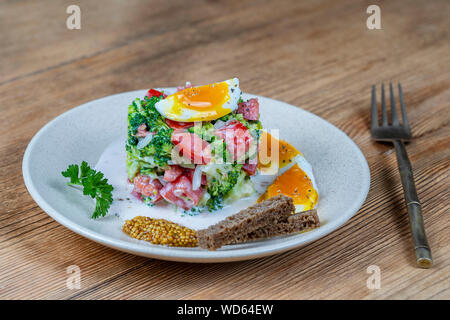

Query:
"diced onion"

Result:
[[137, 134, 153, 149], [192, 165, 203, 190], [213, 120, 226, 129]]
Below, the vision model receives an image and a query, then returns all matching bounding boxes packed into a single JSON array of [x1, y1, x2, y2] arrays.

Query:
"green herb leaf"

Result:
[[61, 164, 80, 184], [61, 161, 114, 219]]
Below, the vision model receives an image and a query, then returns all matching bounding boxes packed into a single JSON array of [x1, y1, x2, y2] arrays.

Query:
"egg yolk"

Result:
[[258, 131, 301, 170], [258, 163, 318, 211], [169, 82, 231, 120]]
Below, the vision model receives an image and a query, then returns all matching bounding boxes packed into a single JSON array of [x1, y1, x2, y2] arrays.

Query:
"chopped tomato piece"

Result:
[[237, 98, 259, 120], [146, 88, 166, 98], [242, 163, 257, 176], [163, 165, 183, 182], [160, 176, 204, 210], [171, 131, 211, 165], [215, 120, 254, 162], [165, 119, 194, 129], [133, 175, 163, 203], [130, 190, 141, 200]]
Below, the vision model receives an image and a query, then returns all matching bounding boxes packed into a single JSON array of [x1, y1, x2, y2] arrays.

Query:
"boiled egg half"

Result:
[[155, 78, 241, 122], [255, 131, 319, 212]]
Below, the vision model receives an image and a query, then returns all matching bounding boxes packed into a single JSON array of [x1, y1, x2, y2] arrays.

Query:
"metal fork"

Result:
[[371, 83, 432, 268]]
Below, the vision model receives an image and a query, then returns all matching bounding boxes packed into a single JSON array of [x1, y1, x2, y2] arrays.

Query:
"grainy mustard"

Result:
[[122, 216, 197, 247]]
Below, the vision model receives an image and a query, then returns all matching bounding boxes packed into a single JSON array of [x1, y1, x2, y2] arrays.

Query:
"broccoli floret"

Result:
[[128, 95, 170, 133], [224, 172, 255, 204], [188, 122, 215, 142], [127, 100, 148, 146], [129, 113, 148, 134], [142, 95, 169, 131], [206, 194, 224, 211], [126, 94, 175, 169], [143, 95, 163, 112], [145, 128, 173, 166], [206, 168, 255, 211], [142, 196, 156, 207], [208, 169, 240, 198], [209, 139, 229, 163], [127, 135, 138, 146], [215, 110, 248, 125], [203, 163, 243, 210], [216, 112, 234, 123]]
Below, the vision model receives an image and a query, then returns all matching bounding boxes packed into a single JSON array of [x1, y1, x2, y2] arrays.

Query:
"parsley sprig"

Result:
[[61, 161, 114, 219]]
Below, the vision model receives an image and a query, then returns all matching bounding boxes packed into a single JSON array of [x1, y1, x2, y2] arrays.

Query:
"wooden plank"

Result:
[[0, 0, 255, 84], [0, 0, 449, 299]]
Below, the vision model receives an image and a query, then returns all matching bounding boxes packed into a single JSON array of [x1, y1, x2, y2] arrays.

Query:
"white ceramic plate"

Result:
[[23, 90, 370, 263]]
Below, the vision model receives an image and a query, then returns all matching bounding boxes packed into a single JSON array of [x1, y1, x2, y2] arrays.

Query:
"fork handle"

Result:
[[393, 140, 432, 268]]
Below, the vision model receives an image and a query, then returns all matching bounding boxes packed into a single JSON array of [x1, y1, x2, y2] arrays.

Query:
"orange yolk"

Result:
[[171, 82, 230, 115], [258, 164, 318, 210], [258, 131, 301, 169]]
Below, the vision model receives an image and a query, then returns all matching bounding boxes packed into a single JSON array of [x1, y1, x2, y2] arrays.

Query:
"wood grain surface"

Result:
[[0, 0, 449, 300]]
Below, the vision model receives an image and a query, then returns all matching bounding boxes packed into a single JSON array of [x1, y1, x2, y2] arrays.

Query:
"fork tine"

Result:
[[398, 83, 410, 131], [381, 83, 388, 126], [389, 83, 399, 125], [371, 85, 378, 129]]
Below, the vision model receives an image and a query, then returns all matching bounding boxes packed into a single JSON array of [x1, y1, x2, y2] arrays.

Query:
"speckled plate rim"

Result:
[[23, 90, 370, 263]]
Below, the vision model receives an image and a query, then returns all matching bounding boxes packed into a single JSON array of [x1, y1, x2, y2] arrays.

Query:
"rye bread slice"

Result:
[[197, 195, 295, 250], [228, 209, 319, 244]]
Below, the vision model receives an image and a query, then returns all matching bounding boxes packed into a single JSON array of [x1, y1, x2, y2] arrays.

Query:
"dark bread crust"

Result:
[[197, 195, 295, 250], [228, 209, 319, 244]]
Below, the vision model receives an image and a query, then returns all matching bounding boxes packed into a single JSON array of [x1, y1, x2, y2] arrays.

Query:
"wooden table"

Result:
[[0, 0, 449, 300]]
